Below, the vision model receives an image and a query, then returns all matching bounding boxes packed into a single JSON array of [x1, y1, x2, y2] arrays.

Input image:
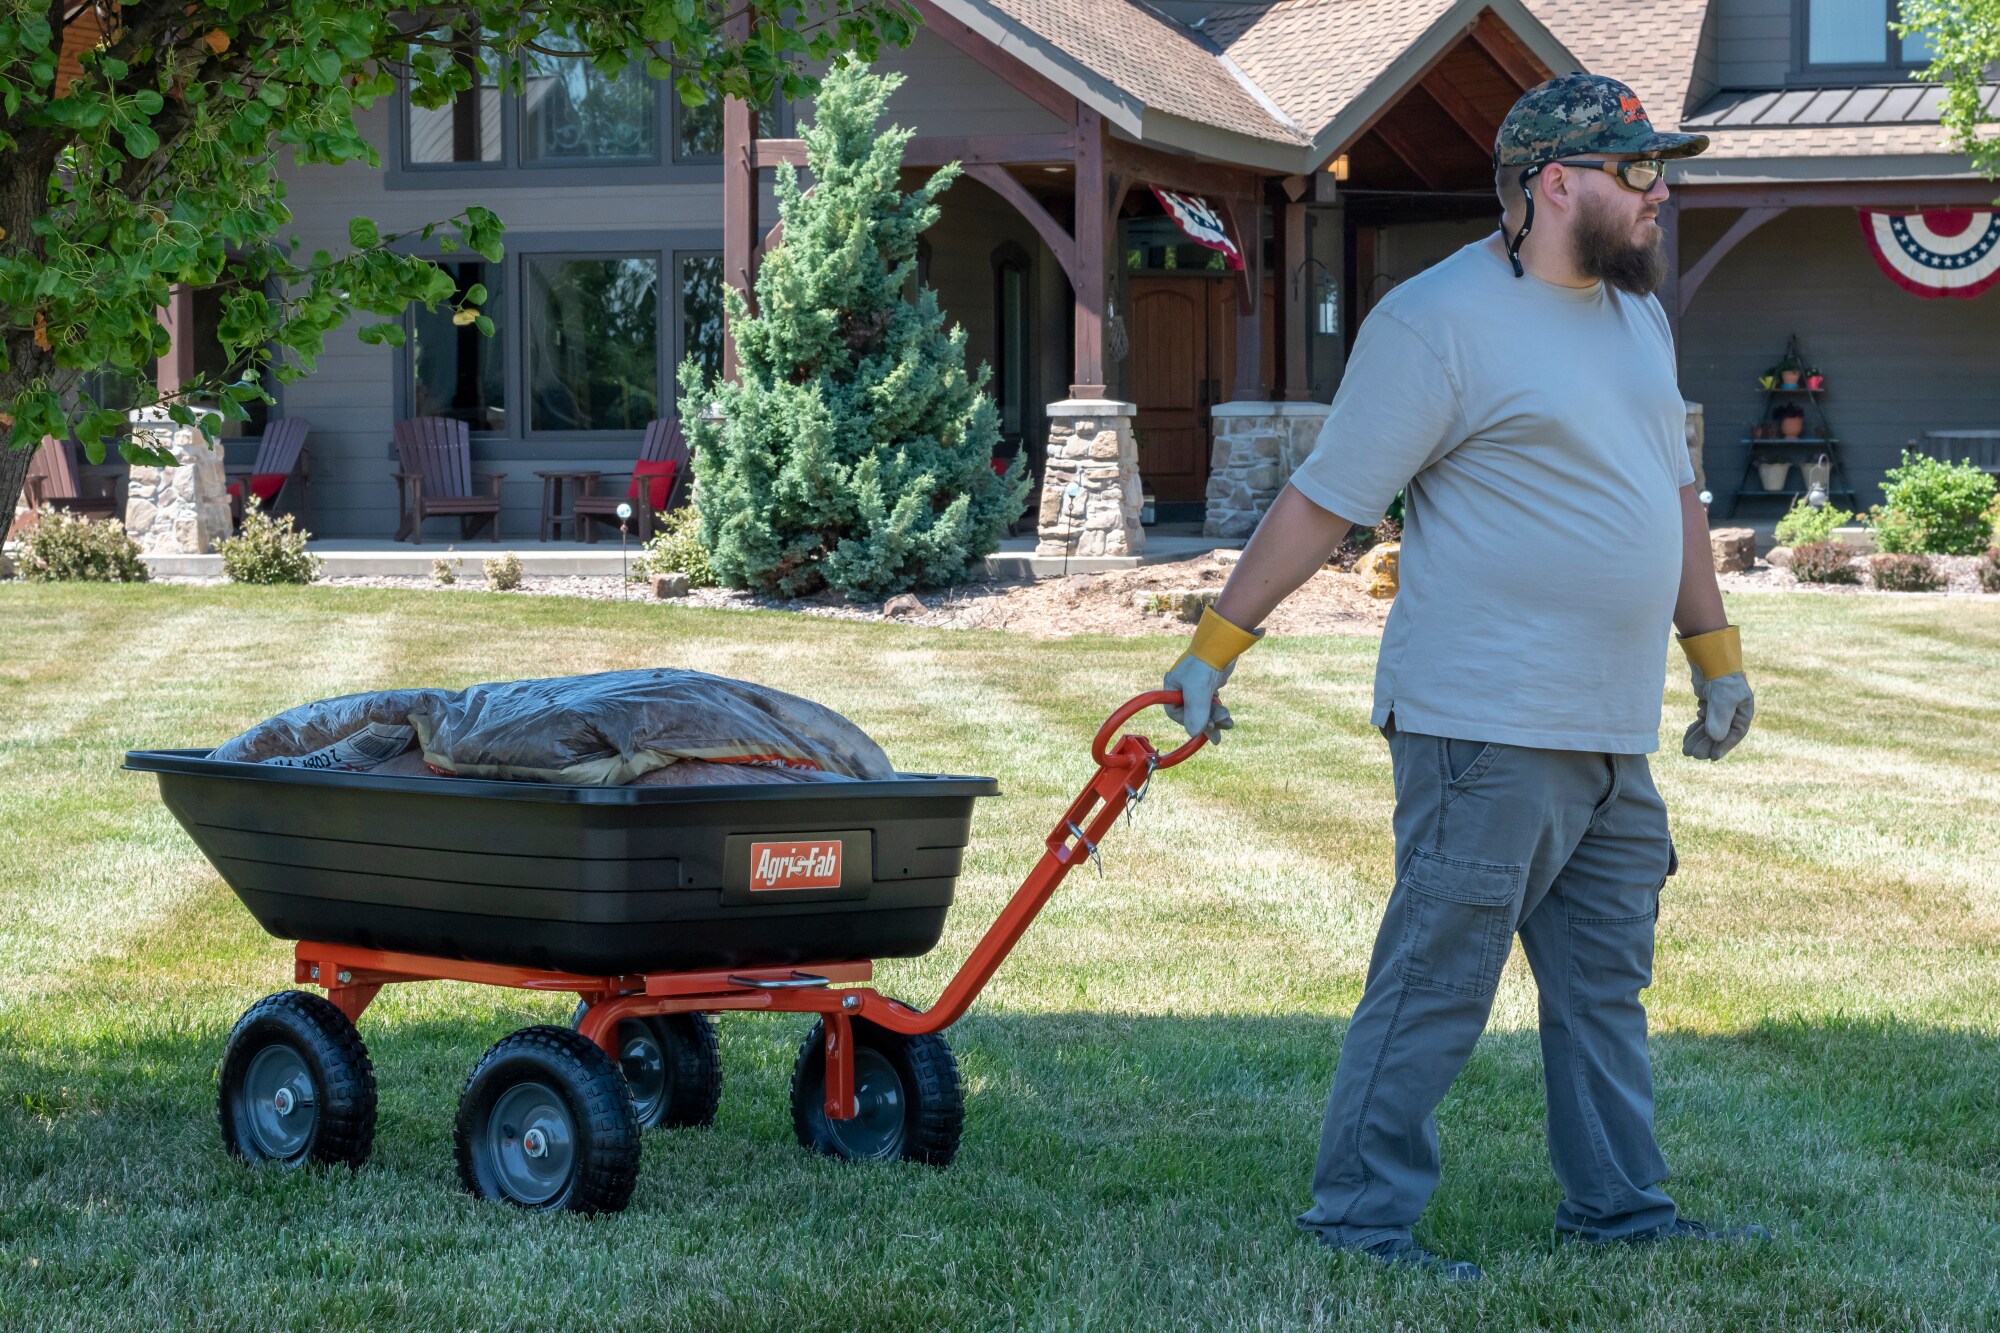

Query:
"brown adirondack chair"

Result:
[[574, 418, 691, 543], [22, 434, 119, 522], [392, 416, 505, 544], [225, 417, 312, 527]]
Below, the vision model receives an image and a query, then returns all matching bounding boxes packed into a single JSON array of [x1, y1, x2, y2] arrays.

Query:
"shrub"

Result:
[[681, 63, 1028, 599], [1874, 451, 1998, 554], [216, 503, 321, 585], [1866, 504, 1922, 555], [1773, 498, 1853, 548], [1978, 548, 2000, 594], [1790, 539, 1860, 584], [632, 505, 717, 587], [17, 508, 148, 582], [483, 551, 523, 591], [432, 551, 461, 586], [1869, 552, 1945, 592]]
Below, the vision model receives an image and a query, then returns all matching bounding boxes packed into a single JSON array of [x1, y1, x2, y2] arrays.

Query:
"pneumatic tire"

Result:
[[454, 1025, 640, 1213], [789, 1014, 963, 1167], [218, 990, 376, 1170]]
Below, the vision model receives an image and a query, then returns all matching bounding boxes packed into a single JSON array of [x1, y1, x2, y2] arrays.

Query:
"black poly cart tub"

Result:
[[125, 749, 999, 975]]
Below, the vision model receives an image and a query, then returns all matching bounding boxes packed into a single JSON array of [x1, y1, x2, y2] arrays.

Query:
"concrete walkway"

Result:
[[132, 524, 1243, 580]]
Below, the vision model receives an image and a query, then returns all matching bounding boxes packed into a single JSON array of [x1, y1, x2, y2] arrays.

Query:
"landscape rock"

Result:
[[1135, 588, 1219, 622], [1358, 543, 1401, 599], [1767, 545, 1794, 569], [651, 572, 691, 599], [1710, 526, 1757, 574], [883, 592, 924, 618]]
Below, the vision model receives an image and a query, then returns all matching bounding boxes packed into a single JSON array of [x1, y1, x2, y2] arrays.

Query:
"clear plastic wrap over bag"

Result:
[[209, 669, 894, 785]]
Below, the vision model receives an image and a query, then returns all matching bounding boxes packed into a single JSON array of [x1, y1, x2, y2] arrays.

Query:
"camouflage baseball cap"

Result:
[[1494, 72, 1708, 168]]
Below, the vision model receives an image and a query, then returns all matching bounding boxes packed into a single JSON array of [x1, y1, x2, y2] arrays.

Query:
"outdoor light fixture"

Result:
[[616, 501, 634, 600], [1325, 154, 1350, 181]]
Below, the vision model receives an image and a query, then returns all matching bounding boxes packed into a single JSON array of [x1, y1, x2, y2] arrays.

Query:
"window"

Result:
[[1804, 0, 1935, 69], [402, 241, 719, 439], [395, 31, 756, 178], [992, 244, 1032, 447], [411, 259, 506, 431], [522, 35, 656, 163], [527, 256, 660, 432]]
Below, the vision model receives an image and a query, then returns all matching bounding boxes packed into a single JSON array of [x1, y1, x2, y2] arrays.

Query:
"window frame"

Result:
[[990, 241, 1035, 455], [1793, 0, 1935, 83], [395, 230, 724, 458], [387, 47, 740, 188]]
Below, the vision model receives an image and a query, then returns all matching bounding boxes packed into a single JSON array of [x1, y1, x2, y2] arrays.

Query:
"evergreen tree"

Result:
[[678, 61, 1029, 599]]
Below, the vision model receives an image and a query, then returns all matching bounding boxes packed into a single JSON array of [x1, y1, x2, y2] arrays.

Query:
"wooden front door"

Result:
[[1128, 275, 1276, 505], [1129, 278, 1214, 504]]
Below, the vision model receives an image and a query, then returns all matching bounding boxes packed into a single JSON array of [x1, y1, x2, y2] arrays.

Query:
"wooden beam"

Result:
[[1280, 197, 1309, 400], [1675, 180, 2000, 209], [720, 14, 756, 380], [911, 0, 1078, 125], [963, 164, 1080, 288], [1071, 109, 1108, 398], [1219, 194, 1262, 399], [753, 133, 1074, 169], [156, 285, 197, 396], [1469, 12, 1547, 90], [1678, 206, 1785, 317], [1103, 137, 1264, 206], [1417, 73, 1495, 158], [1370, 115, 1448, 191], [1281, 174, 1311, 202]]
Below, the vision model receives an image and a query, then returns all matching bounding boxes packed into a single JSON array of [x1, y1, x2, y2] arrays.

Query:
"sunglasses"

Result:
[[1550, 157, 1669, 192]]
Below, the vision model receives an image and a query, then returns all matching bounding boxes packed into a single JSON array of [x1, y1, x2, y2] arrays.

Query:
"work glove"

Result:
[[1163, 606, 1263, 744], [1679, 625, 1754, 761]]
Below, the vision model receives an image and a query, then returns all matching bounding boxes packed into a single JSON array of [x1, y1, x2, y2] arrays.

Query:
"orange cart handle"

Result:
[[1092, 689, 1208, 770]]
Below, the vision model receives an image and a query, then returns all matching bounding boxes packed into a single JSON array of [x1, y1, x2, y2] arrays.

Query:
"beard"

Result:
[[1572, 192, 1667, 296]]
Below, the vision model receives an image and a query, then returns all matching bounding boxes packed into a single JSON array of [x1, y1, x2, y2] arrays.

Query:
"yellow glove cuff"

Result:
[[1679, 624, 1742, 678], [1185, 605, 1263, 671]]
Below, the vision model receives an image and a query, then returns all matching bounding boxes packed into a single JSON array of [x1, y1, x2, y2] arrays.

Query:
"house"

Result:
[[157, 0, 2000, 543]]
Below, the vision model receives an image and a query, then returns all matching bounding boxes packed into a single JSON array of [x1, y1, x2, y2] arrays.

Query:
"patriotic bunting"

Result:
[[1858, 208, 2000, 299]]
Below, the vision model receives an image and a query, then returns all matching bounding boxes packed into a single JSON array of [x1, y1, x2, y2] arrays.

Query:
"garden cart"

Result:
[[124, 691, 1202, 1213]]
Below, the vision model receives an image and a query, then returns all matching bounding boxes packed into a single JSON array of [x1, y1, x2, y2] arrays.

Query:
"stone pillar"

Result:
[[1037, 399, 1144, 558], [1203, 401, 1332, 538], [123, 406, 231, 554]]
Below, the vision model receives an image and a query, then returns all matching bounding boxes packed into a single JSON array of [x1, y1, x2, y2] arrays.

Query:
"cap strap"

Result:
[[1505, 164, 1543, 277]]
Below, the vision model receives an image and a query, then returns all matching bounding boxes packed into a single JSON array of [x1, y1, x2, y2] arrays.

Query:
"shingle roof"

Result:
[[1197, 0, 1460, 135], [1521, 0, 1712, 124], [981, 0, 1308, 145]]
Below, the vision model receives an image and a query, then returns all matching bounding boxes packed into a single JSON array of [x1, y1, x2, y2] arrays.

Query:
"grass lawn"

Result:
[[1, 582, 1996, 1330]]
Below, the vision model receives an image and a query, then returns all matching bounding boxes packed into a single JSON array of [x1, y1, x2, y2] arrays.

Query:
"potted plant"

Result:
[[1774, 403, 1806, 439], [1758, 373, 1777, 390], [1805, 367, 1825, 390], [1758, 459, 1793, 491]]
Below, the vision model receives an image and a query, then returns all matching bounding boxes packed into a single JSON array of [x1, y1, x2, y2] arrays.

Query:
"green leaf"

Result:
[[348, 217, 380, 249], [465, 283, 488, 305], [307, 50, 341, 88], [132, 89, 163, 115], [474, 315, 494, 337], [122, 123, 159, 158]]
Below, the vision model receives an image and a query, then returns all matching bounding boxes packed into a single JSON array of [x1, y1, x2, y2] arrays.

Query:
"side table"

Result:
[[534, 470, 600, 542]]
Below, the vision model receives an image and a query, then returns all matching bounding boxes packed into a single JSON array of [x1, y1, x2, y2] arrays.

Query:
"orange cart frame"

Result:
[[293, 691, 1203, 1122]]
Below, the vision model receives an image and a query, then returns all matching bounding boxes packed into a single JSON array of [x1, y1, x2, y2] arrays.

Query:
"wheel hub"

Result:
[[486, 1081, 577, 1206], [825, 1048, 907, 1161], [272, 1087, 295, 1116], [240, 1043, 318, 1161], [523, 1128, 548, 1158]]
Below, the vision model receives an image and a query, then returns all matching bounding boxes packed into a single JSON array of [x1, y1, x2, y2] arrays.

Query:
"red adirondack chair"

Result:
[[22, 434, 119, 522], [225, 418, 312, 527], [392, 416, 505, 544], [574, 418, 691, 543]]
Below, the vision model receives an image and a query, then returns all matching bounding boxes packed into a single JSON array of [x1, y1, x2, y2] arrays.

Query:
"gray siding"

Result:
[[1714, 0, 1794, 89], [1677, 205, 2000, 513], [1689, 1, 1722, 112]]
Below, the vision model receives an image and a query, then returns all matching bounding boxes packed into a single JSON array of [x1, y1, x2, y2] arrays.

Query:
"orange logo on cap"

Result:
[[1620, 94, 1646, 124], [750, 840, 842, 891]]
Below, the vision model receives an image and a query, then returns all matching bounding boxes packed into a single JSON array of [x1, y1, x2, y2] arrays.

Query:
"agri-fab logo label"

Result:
[[749, 840, 843, 891]]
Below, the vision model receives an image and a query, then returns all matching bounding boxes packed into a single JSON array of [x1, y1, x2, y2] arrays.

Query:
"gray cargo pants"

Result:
[[1298, 715, 1679, 1249]]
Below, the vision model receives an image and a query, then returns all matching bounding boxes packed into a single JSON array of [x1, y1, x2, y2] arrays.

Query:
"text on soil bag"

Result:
[[749, 840, 843, 891]]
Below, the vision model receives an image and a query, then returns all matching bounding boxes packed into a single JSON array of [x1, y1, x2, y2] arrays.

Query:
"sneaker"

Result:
[[1362, 1238, 1483, 1282], [1566, 1217, 1772, 1247]]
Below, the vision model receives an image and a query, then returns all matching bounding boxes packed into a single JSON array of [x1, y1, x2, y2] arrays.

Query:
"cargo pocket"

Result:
[[1394, 847, 1523, 998]]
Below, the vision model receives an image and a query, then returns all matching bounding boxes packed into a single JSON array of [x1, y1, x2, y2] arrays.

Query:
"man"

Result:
[[1162, 74, 1766, 1281]]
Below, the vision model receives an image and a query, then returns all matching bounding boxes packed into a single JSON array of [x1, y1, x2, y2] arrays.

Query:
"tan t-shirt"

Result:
[[1288, 236, 1695, 753]]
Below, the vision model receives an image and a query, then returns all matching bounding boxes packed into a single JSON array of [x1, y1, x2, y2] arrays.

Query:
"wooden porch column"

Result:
[[156, 284, 197, 396], [1277, 183, 1310, 400], [1069, 109, 1107, 398], [720, 82, 758, 381], [1230, 194, 1264, 401]]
